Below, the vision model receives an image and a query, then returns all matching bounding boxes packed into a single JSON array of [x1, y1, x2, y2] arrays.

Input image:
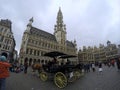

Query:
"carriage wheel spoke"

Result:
[[54, 72, 67, 88]]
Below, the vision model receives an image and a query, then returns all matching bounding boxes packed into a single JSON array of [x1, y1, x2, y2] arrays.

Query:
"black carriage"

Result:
[[40, 51, 82, 88]]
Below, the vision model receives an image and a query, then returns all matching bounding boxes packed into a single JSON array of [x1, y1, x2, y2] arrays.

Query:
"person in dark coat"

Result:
[[116, 58, 120, 71], [98, 62, 103, 73], [24, 62, 28, 74], [0, 56, 11, 90]]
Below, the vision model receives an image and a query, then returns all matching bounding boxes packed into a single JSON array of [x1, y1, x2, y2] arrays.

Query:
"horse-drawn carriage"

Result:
[[37, 51, 83, 88]]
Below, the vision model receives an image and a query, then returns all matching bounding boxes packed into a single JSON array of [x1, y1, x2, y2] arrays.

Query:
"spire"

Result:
[[54, 7, 66, 33], [58, 7, 62, 14], [57, 7, 63, 24], [54, 7, 66, 45]]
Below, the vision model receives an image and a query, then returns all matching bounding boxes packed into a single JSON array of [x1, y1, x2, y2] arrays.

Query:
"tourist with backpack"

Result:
[[0, 56, 11, 90]]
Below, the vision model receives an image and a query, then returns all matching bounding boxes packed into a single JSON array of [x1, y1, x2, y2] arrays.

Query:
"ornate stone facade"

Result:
[[19, 8, 77, 65], [78, 41, 118, 63], [105, 41, 118, 60], [0, 19, 16, 62]]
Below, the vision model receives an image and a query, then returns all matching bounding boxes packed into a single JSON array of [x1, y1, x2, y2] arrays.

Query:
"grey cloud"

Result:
[[69, 0, 120, 48]]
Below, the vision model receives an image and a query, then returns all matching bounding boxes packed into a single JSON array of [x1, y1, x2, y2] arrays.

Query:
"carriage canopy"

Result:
[[44, 51, 67, 58], [58, 55, 77, 59]]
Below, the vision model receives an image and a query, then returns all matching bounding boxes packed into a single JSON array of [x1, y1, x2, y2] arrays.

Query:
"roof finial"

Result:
[[27, 17, 33, 27], [29, 17, 33, 22]]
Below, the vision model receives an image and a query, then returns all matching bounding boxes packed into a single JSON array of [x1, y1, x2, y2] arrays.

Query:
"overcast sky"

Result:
[[0, 0, 120, 52]]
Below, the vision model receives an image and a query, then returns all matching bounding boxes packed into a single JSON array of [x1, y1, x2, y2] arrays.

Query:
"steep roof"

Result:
[[30, 26, 75, 48], [30, 27, 57, 42], [66, 40, 75, 48]]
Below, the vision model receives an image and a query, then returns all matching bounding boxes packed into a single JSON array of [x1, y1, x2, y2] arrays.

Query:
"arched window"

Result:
[[41, 60, 44, 64]]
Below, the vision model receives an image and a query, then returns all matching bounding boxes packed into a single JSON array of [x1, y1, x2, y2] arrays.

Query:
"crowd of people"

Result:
[[79, 58, 120, 74], [9, 61, 24, 73]]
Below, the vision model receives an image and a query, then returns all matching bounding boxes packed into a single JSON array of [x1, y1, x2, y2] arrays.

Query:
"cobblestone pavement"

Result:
[[6, 65, 120, 90]]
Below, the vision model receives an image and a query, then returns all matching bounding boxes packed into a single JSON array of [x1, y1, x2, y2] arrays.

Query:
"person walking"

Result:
[[116, 58, 120, 71], [92, 63, 95, 72], [98, 62, 103, 73], [0, 56, 11, 90], [24, 62, 28, 74]]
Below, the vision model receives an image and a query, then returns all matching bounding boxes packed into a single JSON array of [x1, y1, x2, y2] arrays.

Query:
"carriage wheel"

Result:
[[54, 72, 67, 88], [40, 72, 48, 81], [74, 70, 81, 79]]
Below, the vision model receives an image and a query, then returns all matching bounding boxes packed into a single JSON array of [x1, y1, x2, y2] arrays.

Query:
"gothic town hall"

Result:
[[19, 8, 77, 65]]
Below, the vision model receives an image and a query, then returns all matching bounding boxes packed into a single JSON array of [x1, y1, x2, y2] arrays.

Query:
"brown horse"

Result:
[[32, 63, 42, 73]]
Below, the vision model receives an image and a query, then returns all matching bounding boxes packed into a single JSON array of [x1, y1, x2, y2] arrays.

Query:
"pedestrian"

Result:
[[24, 62, 28, 74], [20, 63, 24, 71], [111, 59, 115, 67], [92, 63, 95, 72], [0, 56, 11, 90], [98, 62, 103, 73], [86, 63, 90, 72], [116, 58, 120, 71]]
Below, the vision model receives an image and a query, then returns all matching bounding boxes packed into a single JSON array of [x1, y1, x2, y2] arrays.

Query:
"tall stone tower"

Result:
[[54, 7, 66, 45]]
